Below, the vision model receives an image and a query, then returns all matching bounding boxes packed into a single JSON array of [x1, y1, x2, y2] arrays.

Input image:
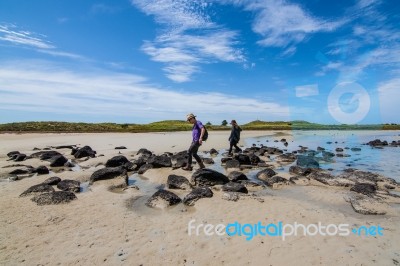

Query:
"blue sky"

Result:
[[0, 0, 399, 124]]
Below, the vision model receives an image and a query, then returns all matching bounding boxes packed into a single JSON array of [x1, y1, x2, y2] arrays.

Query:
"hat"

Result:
[[230, 120, 237, 124], [186, 113, 196, 121]]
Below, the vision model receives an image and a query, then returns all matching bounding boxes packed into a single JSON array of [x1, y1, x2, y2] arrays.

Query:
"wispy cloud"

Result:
[[295, 84, 319, 97], [0, 23, 86, 60], [225, 0, 346, 49], [318, 0, 400, 80], [0, 60, 290, 122], [0, 24, 54, 49], [131, 0, 245, 82], [131, 0, 212, 31]]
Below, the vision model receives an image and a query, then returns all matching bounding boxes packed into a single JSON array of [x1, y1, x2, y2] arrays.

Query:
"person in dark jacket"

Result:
[[182, 113, 206, 171], [228, 119, 242, 155]]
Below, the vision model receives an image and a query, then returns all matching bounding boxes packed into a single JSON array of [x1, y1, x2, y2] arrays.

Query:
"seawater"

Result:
[[244, 130, 400, 182]]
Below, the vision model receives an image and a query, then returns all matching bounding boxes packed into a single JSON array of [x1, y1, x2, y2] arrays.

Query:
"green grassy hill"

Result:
[[0, 120, 398, 133]]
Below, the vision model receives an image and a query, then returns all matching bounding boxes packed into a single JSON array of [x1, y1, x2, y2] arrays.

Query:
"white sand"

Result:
[[0, 132, 399, 265]]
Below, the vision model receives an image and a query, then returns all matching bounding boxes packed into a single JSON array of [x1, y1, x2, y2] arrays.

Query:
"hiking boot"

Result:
[[182, 166, 193, 171], [198, 161, 206, 169]]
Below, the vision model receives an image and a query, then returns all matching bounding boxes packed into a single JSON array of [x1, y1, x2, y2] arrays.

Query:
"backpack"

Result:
[[202, 126, 208, 141], [195, 122, 208, 141]]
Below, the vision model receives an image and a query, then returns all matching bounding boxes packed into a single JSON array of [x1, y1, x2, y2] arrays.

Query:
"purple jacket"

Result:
[[192, 120, 204, 142]]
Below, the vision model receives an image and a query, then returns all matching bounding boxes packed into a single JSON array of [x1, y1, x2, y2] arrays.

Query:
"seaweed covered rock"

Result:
[[31, 191, 77, 205], [167, 175, 192, 190], [183, 187, 213, 206], [191, 169, 229, 187], [57, 179, 81, 193], [20, 184, 55, 197], [146, 189, 181, 208]]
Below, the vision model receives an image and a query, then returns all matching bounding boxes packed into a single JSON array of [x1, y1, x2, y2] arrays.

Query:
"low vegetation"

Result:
[[0, 120, 398, 133]]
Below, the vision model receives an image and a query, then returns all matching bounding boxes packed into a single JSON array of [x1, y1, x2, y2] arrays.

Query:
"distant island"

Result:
[[0, 120, 399, 133]]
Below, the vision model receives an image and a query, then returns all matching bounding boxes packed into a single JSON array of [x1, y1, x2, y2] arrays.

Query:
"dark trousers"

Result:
[[187, 141, 201, 166], [228, 140, 241, 154]]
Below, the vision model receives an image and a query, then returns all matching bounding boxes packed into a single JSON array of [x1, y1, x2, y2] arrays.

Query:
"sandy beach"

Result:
[[1, 131, 399, 265]]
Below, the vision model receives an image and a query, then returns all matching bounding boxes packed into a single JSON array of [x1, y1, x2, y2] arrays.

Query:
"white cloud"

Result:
[[131, 0, 212, 31], [295, 84, 319, 97], [0, 24, 54, 49], [0, 23, 86, 60], [0, 60, 290, 122], [225, 0, 345, 48], [131, 0, 245, 82]]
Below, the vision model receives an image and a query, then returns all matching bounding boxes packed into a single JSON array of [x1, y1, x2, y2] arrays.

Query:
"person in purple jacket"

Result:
[[182, 113, 206, 171]]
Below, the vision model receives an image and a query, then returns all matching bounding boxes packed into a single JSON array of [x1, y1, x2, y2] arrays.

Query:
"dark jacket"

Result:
[[229, 126, 242, 143]]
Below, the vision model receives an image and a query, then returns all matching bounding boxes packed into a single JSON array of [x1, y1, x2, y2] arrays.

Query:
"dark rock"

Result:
[[49, 155, 68, 167], [256, 168, 277, 181], [317, 146, 325, 151], [123, 161, 136, 171], [138, 164, 153, 174], [183, 187, 213, 206], [54, 145, 75, 149], [225, 159, 240, 169], [90, 167, 127, 184], [171, 151, 188, 169], [7, 151, 20, 158], [71, 148, 78, 156], [221, 182, 248, 193], [337, 170, 392, 185], [9, 169, 30, 175], [132, 155, 149, 169], [74, 146, 96, 158], [249, 154, 261, 165], [147, 155, 172, 168], [221, 157, 232, 164], [264, 147, 283, 155], [202, 158, 214, 164], [258, 175, 288, 187], [14, 154, 27, 162], [239, 180, 266, 191], [31, 191, 77, 205], [351, 147, 362, 152], [322, 151, 335, 159], [209, 148, 219, 155], [276, 153, 296, 163], [289, 166, 312, 176], [308, 171, 354, 187], [367, 139, 388, 147], [167, 175, 192, 190], [227, 171, 248, 182], [191, 169, 229, 187], [105, 155, 129, 167], [42, 176, 62, 185], [137, 148, 152, 156], [234, 154, 251, 165], [115, 146, 127, 149], [57, 179, 81, 193], [335, 148, 344, 152], [30, 151, 62, 160], [146, 189, 181, 208], [35, 166, 49, 175], [20, 184, 55, 197], [350, 183, 377, 196], [296, 155, 319, 168]]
